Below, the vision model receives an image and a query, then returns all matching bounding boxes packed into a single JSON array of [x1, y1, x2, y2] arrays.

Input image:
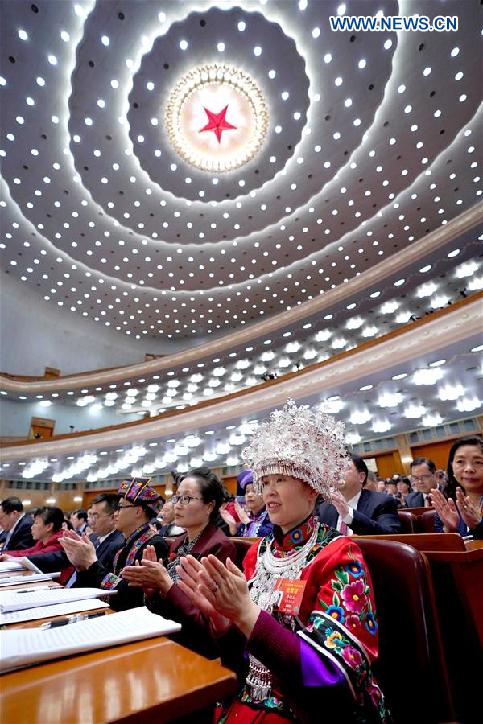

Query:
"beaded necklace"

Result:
[[166, 529, 204, 582], [246, 519, 320, 703]]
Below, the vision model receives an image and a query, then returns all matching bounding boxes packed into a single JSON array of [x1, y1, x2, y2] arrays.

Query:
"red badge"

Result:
[[274, 579, 307, 615]]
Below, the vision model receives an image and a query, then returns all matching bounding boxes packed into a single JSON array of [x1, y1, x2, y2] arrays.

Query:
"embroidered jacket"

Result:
[[75, 522, 168, 611], [225, 517, 390, 722]]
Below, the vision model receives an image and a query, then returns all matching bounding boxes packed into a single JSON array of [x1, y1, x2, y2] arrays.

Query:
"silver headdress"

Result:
[[241, 399, 350, 499]]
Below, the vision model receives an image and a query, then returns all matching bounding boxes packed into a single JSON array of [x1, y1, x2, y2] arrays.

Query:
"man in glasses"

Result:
[[406, 457, 437, 508], [61, 479, 168, 610]]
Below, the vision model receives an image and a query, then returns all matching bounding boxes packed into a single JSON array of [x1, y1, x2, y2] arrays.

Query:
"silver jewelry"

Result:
[[245, 522, 319, 702], [249, 522, 319, 613]]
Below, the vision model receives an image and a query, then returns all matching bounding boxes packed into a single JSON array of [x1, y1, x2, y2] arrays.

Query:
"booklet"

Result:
[[0, 573, 60, 588], [0, 607, 181, 673], [0, 587, 116, 613], [0, 598, 109, 626], [0, 558, 43, 574]]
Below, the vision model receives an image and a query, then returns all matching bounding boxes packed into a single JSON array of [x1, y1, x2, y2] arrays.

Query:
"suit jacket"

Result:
[[1, 514, 34, 551], [95, 529, 125, 572], [316, 488, 402, 535], [405, 491, 426, 508]]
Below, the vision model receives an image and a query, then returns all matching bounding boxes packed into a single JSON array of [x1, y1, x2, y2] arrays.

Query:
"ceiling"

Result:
[[1, 0, 481, 344]]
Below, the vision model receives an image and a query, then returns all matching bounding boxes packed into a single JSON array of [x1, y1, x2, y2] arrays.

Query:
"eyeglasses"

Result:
[[172, 495, 203, 506], [410, 474, 434, 483], [115, 502, 136, 510]]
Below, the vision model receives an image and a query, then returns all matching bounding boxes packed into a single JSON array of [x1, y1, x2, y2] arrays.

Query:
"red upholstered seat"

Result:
[[356, 538, 455, 724], [397, 509, 417, 533]]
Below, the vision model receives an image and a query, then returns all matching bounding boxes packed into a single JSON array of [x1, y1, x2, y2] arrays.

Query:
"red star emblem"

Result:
[[199, 104, 237, 144]]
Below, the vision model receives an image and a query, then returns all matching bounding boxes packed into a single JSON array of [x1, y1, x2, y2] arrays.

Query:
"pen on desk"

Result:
[[40, 611, 107, 629], [41, 618, 72, 629]]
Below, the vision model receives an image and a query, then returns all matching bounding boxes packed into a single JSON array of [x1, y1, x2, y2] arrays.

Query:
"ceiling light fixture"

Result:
[[164, 64, 269, 173]]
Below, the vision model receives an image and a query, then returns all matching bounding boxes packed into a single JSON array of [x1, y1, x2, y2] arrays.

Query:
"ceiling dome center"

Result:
[[164, 64, 269, 173]]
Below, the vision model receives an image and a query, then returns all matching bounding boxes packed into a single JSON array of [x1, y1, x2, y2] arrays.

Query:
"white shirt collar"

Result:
[[347, 490, 362, 509], [96, 529, 116, 545]]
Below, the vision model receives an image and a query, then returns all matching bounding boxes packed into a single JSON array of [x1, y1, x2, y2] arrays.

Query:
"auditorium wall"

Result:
[[0, 274, 194, 376]]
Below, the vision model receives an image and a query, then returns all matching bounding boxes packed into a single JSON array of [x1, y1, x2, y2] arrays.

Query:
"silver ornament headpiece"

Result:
[[241, 399, 351, 499]]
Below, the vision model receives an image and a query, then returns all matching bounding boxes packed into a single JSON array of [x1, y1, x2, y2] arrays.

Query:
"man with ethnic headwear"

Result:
[[60, 478, 168, 610]]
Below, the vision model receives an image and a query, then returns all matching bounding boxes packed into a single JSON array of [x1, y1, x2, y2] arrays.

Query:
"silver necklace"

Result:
[[249, 521, 319, 612], [246, 522, 319, 703]]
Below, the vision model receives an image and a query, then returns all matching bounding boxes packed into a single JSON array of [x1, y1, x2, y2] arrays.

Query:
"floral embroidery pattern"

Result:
[[319, 554, 378, 636], [303, 613, 389, 721]]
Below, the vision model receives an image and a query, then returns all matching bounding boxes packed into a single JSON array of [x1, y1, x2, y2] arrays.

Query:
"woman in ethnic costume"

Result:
[[129, 401, 390, 722]]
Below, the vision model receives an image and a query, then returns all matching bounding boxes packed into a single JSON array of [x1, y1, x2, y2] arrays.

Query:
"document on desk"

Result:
[[0, 598, 109, 625], [0, 572, 59, 588], [0, 607, 182, 673], [0, 561, 29, 573], [0, 558, 43, 574], [0, 586, 116, 613], [0, 572, 57, 587]]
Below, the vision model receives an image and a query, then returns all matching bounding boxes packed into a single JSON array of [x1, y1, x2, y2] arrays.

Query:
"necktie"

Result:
[[340, 519, 349, 535]]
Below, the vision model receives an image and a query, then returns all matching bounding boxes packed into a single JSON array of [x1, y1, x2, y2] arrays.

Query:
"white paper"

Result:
[[0, 561, 25, 573], [0, 607, 181, 673], [0, 572, 59, 588], [0, 586, 116, 613], [15, 557, 43, 574], [0, 598, 109, 625], [0, 558, 43, 574]]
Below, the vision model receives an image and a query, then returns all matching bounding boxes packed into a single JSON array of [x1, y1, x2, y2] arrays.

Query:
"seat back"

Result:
[[397, 509, 417, 533], [356, 532, 465, 552], [404, 506, 429, 516], [356, 538, 454, 724], [230, 537, 257, 569], [423, 548, 483, 721], [418, 510, 436, 533]]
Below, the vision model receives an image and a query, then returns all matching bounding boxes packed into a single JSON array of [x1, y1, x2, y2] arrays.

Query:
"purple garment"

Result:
[[249, 610, 346, 690], [238, 509, 273, 538]]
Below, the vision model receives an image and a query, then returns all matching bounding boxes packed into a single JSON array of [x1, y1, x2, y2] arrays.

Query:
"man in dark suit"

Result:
[[405, 457, 437, 508], [87, 493, 125, 571], [22, 493, 125, 581], [0, 497, 34, 551], [317, 455, 402, 535]]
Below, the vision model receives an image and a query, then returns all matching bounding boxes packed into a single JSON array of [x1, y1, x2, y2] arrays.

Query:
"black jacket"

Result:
[[405, 491, 426, 508], [75, 523, 169, 611], [30, 528, 126, 575], [316, 489, 402, 535], [2, 514, 34, 551]]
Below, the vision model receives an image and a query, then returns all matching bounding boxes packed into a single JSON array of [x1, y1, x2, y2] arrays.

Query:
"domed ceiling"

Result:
[[1, 0, 481, 345]]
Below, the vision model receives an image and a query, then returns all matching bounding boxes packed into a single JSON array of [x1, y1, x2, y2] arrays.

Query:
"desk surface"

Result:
[[0, 635, 237, 723]]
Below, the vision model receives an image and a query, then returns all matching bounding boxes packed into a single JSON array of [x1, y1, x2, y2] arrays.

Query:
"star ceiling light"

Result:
[[164, 64, 269, 173]]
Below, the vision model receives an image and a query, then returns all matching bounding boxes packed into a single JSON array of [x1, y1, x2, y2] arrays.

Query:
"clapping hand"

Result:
[[178, 554, 260, 638], [121, 544, 173, 597], [60, 531, 97, 570], [430, 488, 460, 532], [234, 500, 250, 524], [330, 489, 350, 519], [455, 487, 482, 530], [175, 554, 231, 635], [219, 508, 239, 535]]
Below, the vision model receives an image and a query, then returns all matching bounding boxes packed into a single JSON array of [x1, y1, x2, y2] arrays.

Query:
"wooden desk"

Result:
[[0, 636, 237, 723]]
